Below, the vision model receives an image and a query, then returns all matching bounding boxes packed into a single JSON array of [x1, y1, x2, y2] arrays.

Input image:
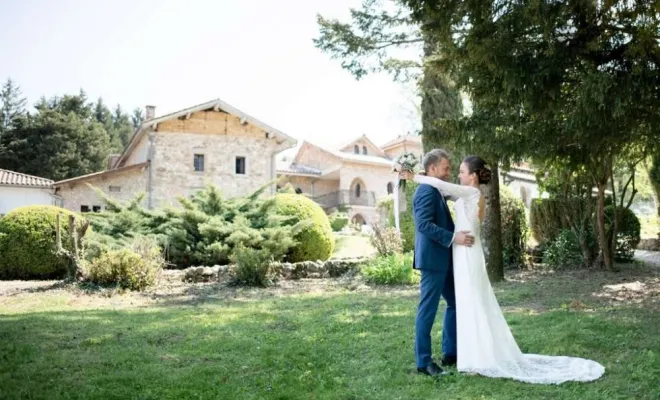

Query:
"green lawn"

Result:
[[1, 262, 659, 400], [333, 234, 376, 259]]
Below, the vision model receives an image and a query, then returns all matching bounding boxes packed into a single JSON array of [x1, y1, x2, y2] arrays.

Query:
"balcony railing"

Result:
[[313, 190, 377, 209]]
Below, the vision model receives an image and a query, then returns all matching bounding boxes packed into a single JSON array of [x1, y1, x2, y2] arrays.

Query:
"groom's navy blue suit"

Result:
[[412, 183, 457, 369]]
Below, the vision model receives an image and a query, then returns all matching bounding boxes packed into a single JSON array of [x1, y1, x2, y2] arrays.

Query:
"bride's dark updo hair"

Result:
[[463, 156, 492, 185]]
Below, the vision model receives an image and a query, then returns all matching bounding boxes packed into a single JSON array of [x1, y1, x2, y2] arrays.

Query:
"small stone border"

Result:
[[182, 257, 370, 283]]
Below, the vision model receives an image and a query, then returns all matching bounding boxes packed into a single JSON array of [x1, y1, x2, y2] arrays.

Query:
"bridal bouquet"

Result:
[[391, 152, 419, 234], [392, 152, 419, 189]]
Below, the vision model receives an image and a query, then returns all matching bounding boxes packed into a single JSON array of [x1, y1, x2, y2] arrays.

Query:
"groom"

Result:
[[412, 149, 474, 377]]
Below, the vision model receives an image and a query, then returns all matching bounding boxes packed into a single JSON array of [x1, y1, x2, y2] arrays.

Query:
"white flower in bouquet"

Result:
[[392, 152, 420, 189]]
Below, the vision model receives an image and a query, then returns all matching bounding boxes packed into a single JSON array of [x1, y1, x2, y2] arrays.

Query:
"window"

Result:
[[362, 146, 367, 155], [93, 206, 102, 213], [80, 205, 90, 213], [387, 182, 394, 194], [235, 156, 246, 174], [109, 185, 121, 193], [355, 183, 361, 198], [354, 145, 359, 154], [194, 154, 205, 172]]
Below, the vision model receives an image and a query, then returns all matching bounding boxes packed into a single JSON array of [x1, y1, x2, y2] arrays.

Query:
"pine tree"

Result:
[[401, 0, 660, 269], [131, 108, 144, 130], [112, 105, 134, 148], [0, 78, 27, 134], [88, 184, 303, 268], [0, 79, 28, 160]]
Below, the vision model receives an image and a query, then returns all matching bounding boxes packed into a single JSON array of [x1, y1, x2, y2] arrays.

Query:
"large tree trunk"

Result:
[[482, 164, 504, 282], [572, 197, 596, 268], [595, 183, 615, 270], [649, 155, 660, 220]]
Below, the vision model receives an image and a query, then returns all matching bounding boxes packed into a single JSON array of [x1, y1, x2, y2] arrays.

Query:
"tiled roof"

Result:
[[334, 151, 393, 167], [54, 162, 149, 186], [0, 169, 54, 188], [276, 162, 322, 175]]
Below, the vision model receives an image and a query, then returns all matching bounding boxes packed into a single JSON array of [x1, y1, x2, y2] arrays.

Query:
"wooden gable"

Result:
[[156, 110, 267, 140]]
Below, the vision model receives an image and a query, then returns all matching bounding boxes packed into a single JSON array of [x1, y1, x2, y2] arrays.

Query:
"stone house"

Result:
[[54, 99, 297, 212], [276, 134, 424, 226], [0, 169, 58, 216], [500, 163, 540, 209]]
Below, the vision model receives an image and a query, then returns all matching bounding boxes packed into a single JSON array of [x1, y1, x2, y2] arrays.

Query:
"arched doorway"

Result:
[[352, 213, 366, 226]]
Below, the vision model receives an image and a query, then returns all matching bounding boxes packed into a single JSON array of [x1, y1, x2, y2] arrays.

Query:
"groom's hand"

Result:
[[454, 231, 475, 247]]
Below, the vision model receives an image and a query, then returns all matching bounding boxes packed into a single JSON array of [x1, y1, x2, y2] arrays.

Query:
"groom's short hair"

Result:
[[423, 149, 451, 172]]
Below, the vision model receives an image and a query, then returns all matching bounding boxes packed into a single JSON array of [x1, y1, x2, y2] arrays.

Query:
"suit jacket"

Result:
[[412, 183, 455, 272]]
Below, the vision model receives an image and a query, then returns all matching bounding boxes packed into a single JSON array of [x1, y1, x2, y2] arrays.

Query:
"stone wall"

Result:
[[124, 135, 149, 166], [150, 110, 289, 207], [278, 176, 339, 197], [182, 257, 368, 282], [56, 166, 148, 212], [57, 109, 294, 211], [313, 179, 339, 197]]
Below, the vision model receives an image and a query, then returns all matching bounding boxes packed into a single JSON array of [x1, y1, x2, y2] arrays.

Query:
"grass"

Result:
[[1, 262, 659, 399], [333, 234, 376, 259]]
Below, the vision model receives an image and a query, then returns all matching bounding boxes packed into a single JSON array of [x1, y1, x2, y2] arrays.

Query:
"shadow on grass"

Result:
[[496, 261, 660, 311], [1, 289, 659, 400]]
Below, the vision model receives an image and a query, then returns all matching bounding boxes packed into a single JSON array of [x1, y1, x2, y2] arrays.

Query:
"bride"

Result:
[[400, 156, 605, 384]]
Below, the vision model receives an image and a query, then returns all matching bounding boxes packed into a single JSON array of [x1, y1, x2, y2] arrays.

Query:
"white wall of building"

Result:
[[0, 186, 56, 216]]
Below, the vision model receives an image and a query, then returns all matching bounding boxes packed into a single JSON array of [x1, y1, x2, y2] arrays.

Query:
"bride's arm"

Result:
[[412, 174, 480, 199]]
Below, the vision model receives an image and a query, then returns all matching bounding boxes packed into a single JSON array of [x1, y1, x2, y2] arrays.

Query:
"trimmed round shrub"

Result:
[[605, 206, 641, 262], [500, 186, 530, 268], [274, 194, 335, 262], [0, 205, 85, 280]]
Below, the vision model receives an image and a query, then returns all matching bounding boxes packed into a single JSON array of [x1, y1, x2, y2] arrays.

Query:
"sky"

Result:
[[0, 0, 423, 152]]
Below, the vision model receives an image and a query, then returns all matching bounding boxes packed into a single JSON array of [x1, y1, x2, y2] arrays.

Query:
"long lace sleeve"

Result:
[[414, 174, 482, 234], [413, 175, 480, 199]]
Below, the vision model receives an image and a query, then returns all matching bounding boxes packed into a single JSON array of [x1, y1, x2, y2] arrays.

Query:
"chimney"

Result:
[[107, 154, 120, 170], [145, 105, 156, 120]]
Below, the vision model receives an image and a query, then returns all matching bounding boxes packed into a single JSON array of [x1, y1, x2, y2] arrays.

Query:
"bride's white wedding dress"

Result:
[[408, 175, 605, 384]]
